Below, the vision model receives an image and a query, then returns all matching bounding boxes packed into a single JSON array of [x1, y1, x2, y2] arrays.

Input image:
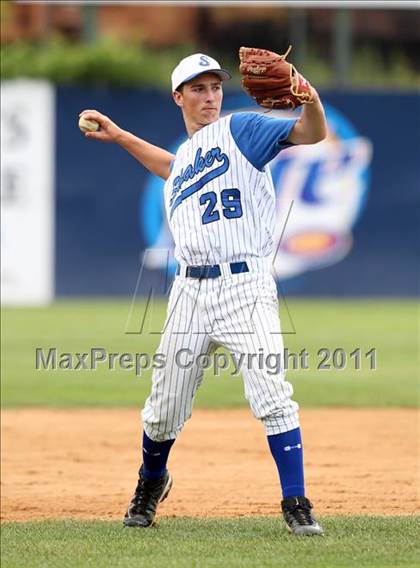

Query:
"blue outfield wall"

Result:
[[56, 88, 419, 297]]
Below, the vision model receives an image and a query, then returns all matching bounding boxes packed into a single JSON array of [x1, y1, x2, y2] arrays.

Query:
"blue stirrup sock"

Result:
[[142, 431, 175, 480], [267, 427, 305, 498]]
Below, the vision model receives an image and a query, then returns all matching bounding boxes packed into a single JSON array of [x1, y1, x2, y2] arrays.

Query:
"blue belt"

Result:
[[177, 261, 249, 279]]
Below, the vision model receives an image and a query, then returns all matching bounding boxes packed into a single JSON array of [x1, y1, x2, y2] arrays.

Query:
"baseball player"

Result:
[[80, 49, 327, 536]]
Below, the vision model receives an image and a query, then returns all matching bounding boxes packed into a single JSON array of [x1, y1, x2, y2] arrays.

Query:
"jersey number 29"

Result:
[[200, 189, 243, 225]]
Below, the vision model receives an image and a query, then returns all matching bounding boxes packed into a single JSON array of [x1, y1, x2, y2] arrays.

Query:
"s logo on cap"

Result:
[[171, 53, 231, 91]]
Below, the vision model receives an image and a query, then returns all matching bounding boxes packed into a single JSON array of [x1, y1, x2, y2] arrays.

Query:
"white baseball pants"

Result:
[[142, 263, 300, 441]]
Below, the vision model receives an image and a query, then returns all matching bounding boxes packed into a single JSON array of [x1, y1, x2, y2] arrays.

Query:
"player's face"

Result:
[[174, 73, 223, 130]]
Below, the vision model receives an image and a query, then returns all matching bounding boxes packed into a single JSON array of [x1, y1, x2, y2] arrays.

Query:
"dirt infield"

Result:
[[1, 408, 418, 521]]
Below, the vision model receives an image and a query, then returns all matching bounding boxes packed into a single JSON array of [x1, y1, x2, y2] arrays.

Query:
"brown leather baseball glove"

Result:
[[239, 46, 314, 110]]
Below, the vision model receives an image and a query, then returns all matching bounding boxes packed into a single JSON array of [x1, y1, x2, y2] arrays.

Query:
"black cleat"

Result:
[[281, 496, 324, 536], [123, 465, 173, 527]]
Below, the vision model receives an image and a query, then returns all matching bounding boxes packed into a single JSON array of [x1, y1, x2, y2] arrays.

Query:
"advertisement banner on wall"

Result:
[[55, 88, 418, 297], [1, 80, 55, 305]]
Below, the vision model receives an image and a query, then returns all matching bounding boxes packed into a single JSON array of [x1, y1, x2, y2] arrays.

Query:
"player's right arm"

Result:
[[79, 110, 175, 181]]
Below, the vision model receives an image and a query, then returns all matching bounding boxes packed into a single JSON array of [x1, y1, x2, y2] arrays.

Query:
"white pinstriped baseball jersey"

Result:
[[163, 112, 296, 266]]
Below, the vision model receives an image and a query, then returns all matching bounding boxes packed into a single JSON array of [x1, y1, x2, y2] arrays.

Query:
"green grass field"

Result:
[[2, 299, 419, 567], [1, 299, 418, 408], [2, 517, 420, 568]]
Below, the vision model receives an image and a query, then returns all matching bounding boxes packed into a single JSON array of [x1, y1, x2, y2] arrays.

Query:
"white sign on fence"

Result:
[[1, 80, 55, 305]]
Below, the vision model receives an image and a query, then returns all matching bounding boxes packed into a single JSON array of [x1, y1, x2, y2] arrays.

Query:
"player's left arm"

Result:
[[287, 90, 327, 145]]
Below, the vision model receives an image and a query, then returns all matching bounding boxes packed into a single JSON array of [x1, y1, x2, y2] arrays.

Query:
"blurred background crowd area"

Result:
[[1, 1, 419, 89]]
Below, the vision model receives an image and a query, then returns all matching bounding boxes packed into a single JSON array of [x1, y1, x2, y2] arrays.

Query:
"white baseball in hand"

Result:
[[78, 116, 100, 133]]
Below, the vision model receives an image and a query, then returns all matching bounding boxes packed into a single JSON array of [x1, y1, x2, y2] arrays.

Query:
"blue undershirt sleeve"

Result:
[[230, 112, 298, 171]]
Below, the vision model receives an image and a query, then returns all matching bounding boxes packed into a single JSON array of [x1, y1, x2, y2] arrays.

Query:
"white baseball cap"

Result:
[[171, 53, 231, 92]]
